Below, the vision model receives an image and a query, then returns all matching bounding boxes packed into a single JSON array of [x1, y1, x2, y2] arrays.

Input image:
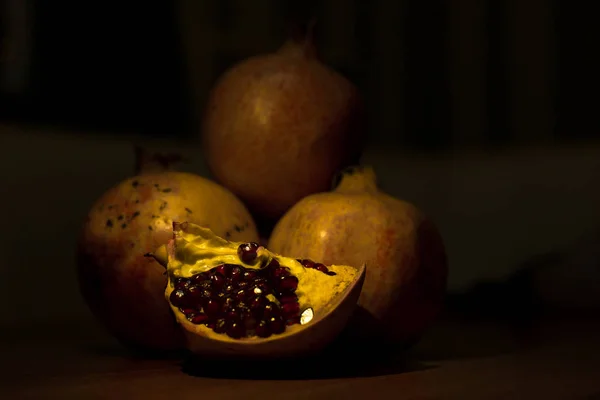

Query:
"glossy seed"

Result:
[[210, 273, 226, 289], [268, 317, 286, 334], [179, 307, 196, 316], [174, 278, 191, 289], [190, 272, 210, 283], [243, 270, 258, 280], [314, 263, 328, 273], [271, 267, 291, 278], [300, 259, 315, 269], [255, 320, 271, 338], [204, 298, 221, 318], [278, 276, 299, 292], [190, 314, 209, 324], [229, 265, 243, 282], [282, 301, 300, 317], [215, 264, 232, 277], [263, 302, 281, 319], [226, 320, 246, 339], [169, 289, 187, 307], [237, 242, 260, 264], [250, 295, 269, 315], [213, 319, 226, 334]]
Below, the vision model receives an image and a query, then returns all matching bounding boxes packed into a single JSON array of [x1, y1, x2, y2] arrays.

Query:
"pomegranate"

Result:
[[147, 222, 365, 358], [201, 23, 365, 226], [269, 166, 448, 345], [76, 151, 259, 353]]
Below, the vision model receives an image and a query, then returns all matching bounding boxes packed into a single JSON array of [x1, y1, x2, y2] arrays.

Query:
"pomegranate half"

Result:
[[269, 166, 448, 345], [148, 222, 366, 358]]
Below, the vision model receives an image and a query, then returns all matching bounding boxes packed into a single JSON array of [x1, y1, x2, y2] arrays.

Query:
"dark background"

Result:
[[0, 0, 599, 327], [1, 0, 595, 144]]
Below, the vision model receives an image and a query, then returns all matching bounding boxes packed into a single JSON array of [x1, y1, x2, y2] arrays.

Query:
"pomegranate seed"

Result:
[[199, 288, 213, 300], [226, 320, 246, 339], [271, 267, 291, 278], [278, 276, 299, 292], [229, 265, 243, 282], [236, 300, 249, 312], [263, 302, 281, 319], [255, 320, 271, 338], [243, 270, 258, 280], [235, 289, 250, 301], [174, 278, 191, 289], [204, 298, 221, 318], [226, 307, 241, 320], [237, 242, 260, 264], [250, 295, 269, 314], [314, 263, 327, 272], [252, 279, 271, 295], [299, 259, 315, 269], [222, 284, 235, 296], [213, 319, 226, 334], [179, 307, 196, 315], [221, 297, 235, 310], [268, 317, 285, 334], [244, 315, 258, 331], [282, 301, 300, 318], [190, 313, 209, 324], [215, 264, 232, 277], [190, 272, 210, 284], [169, 289, 187, 307], [210, 273, 226, 289], [186, 285, 206, 304]]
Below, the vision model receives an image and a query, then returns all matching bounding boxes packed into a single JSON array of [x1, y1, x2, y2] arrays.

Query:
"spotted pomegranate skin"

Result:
[[77, 171, 259, 352], [168, 252, 335, 340]]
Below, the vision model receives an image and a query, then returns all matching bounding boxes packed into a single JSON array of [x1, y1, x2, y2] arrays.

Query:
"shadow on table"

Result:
[[181, 336, 435, 380], [412, 251, 598, 362]]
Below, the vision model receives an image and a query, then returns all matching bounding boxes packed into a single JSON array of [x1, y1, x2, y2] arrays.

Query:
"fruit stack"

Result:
[[76, 28, 447, 360]]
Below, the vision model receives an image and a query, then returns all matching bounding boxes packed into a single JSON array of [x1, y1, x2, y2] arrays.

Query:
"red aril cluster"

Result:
[[297, 259, 337, 276], [168, 244, 335, 339]]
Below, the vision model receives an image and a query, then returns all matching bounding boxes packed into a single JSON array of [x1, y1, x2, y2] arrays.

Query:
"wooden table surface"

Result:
[[2, 314, 599, 399]]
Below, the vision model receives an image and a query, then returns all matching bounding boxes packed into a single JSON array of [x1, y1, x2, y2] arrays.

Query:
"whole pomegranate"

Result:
[[201, 25, 365, 224], [268, 166, 448, 345], [76, 151, 259, 353]]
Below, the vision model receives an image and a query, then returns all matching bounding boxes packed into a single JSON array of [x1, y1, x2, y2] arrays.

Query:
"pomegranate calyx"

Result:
[[134, 145, 186, 175], [278, 17, 319, 60], [164, 222, 366, 358], [332, 165, 378, 193]]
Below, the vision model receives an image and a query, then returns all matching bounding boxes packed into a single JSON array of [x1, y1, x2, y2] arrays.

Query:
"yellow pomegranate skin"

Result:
[[269, 166, 448, 345], [201, 37, 365, 222], [77, 171, 259, 352]]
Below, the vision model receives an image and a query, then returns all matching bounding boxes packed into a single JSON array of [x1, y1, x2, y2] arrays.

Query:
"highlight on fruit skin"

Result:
[[149, 222, 366, 359]]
